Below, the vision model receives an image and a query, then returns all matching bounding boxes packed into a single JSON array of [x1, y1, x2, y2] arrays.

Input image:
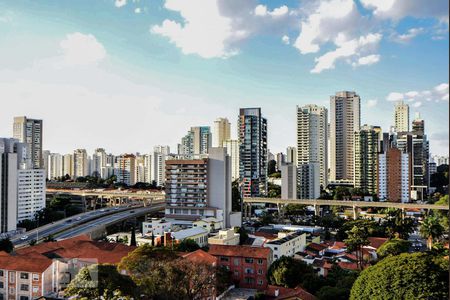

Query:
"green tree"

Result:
[[383, 209, 415, 239], [376, 238, 410, 259], [0, 238, 13, 253], [268, 159, 277, 175], [267, 182, 281, 198], [344, 225, 370, 269], [350, 253, 448, 300], [234, 227, 248, 245], [267, 256, 316, 288], [130, 227, 137, 246], [284, 204, 307, 216], [231, 180, 242, 212], [65, 264, 137, 299], [176, 239, 200, 252], [420, 215, 445, 250], [43, 234, 56, 243], [434, 195, 449, 229]]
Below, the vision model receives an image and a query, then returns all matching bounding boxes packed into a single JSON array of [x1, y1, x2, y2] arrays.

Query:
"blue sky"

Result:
[[0, 0, 448, 155]]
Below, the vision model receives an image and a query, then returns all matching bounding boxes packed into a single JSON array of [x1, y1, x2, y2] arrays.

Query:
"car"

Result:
[[20, 235, 28, 240], [114, 207, 119, 210], [76, 217, 82, 221], [100, 209, 106, 212], [65, 219, 72, 223]]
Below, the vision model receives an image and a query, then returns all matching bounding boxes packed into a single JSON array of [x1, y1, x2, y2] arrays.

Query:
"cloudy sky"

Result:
[[0, 0, 448, 155]]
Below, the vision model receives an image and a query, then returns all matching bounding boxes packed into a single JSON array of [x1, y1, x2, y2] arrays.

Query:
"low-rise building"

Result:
[[208, 229, 240, 246], [193, 217, 223, 233], [165, 227, 209, 248], [263, 232, 307, 261], [209, 245, 272, 290], [142, 219, 172, 236]]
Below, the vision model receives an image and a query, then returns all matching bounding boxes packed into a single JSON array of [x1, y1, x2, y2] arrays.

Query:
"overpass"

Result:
[[243, 197, 449, 219]]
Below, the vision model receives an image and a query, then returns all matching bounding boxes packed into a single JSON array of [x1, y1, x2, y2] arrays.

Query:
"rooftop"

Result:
[[182, 249, 217, 265], [209, 245, 271, 259], [266, 232, 305, 246], [0, 251, 52, 273], [172, 227, 208, 240]]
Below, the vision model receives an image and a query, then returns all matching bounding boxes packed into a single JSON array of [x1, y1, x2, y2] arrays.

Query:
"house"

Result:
[[209, 245, 272, 290], [208, 229, 240, 246], [164, 227, 209, 247], [264, 232, 307, 261], [305, 243, 327, 256], [265, 285, 317, 300], [142, 219, 172, 236], [193, 217, 223, 233]]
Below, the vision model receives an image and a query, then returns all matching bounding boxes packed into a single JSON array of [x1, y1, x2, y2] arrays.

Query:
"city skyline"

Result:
[[0, 0, 448, 156]]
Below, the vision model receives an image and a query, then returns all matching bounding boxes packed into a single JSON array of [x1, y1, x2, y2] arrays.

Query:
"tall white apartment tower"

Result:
[[330, 91, 361, 182], [73, 149, 89, 178], [394, 101, 409, 132], [223, 139, 240, 181], [151, 146, 170, 186], [296, 104, 328, 188], [213, 118, 231, 147], [92, 148, 107, 178], [63, 154, 74, 178], [13, 116, 44, 169], [286, 147, 297, 165]]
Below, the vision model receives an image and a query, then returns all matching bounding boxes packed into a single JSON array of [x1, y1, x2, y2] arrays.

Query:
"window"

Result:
[[32, 286, 39, 293], [244, 277, 254, 284], [0, 271, 3, 277], [20, 296, 29, 300], [20, 273, 29, 280], [258, 279, 263, 286], [257, 269, 263, 275], [20, 284, 29, 292], [234, 258, 240, 266], [244, 258, 253, 264], [9, 273, 14, 283], [244, 268, 253, 274], [257, 259, 263, 265], [32, 274, 39, 281], [220, 257, 229, 262], [0, 282, 3, 289]]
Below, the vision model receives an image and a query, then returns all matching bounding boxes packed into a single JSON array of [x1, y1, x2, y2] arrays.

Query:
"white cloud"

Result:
[[115, 0, 127, 8], [366, 99, 378, 107], [151, 0, 295, 59], [386, 82, 449, 107], [281, 35, 290, 45], [59, 33, 106, 66], [311, 32, 382, 73], [392, 27, 424, 43], [352, 54, 380, 66], [135, 7, 141, 14]]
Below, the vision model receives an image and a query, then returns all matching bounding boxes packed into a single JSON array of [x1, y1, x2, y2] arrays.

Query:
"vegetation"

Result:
[[65, 264, 137, 299], [0, 238, 14, 253], [376, 238, 410, 259], [130, 227, 137, 247], [383, 209, 415, 240], [268, 159, 277, 175], [175, 239, 200, 252], [231, 180, 242, 212], [267, 182, 281, 198], [234, 227, 249, 245], [344, 226, 370, 270], [350, 253, 449, 300], [430, 164, 448, 195], [420, 215, 445, 250], [315, 266, 359, 300], [267, 256, 316, 288]]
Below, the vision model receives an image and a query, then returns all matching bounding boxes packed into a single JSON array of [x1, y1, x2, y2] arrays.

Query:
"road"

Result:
[[55, 203, 165, 240], [12, 202, 163, 247]]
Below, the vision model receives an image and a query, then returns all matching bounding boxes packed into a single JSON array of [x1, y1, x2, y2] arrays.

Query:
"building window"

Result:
[[234, 258, 240, 266], [32, 274, 39, 281], [20, 284, 29, 292], [220, 257, 229, 262], [244, 277, 254, 284], [0, 282, 3, 289], [257, 269, 263, 275], [244, 268, 253, 274], [244, 258, 253, 264], [8, 288, 14, 295], [20, 273, 29, 280], [257, 279, 263, 286], [0, 270, 3, 277], [257, 259, 263, 265], [32, 286, 39, 293], [9, 273, 14, 283]]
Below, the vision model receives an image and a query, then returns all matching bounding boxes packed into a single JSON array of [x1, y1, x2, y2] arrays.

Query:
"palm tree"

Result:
[[420, 215, 444, 250]]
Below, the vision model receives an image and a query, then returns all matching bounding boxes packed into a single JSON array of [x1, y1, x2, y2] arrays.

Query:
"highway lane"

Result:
[[55, 204, 165, 240]]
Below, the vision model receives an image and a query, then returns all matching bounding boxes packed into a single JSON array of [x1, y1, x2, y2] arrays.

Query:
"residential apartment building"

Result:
[[297, 104, 328, 188], [378, 147, 409, 202], [165, 147, 232, 226], [394, 101, 409, 132], [213, 118, 231, 147], [48, 153, 63, 180], [91, 148, 107, 178], [297, 163, 320, 199], [115, 154, 136, 186], [223, 139, 240, 182], [286, 146, 297, 165], [238, 108, 268, 197], [209, 245, 272, 290], [62, 154, 74, 178], [208, 228, 240, 246], [73, 149, 89, 178], [330, 91, 361, 182], [354, 125, 379, 195], [264, 232, 307, 261], [13, 116, 43, 169], [180, 127, 211, 155], [281, 163, 297, 199], [151, 146, 170, 186], [17, 169, 46, 222]]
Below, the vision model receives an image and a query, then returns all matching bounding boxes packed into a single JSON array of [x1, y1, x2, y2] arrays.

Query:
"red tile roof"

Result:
[[337, 262, 359, 270], [266, 285, 317, 300], [305, 243, 327, 252], [367, 237, 388, 250], [209, 245, 271, 259], [0, 252, 52, 273], [182, 249, 217, 265]]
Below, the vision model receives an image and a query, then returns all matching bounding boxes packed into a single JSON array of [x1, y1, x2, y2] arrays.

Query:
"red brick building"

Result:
[[209, 245, 272, 290]]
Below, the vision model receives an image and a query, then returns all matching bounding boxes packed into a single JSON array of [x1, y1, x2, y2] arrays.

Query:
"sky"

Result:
[[0, 0, 448, 156]]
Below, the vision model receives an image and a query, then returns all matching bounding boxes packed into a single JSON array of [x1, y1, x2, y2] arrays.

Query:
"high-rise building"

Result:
[[213, 118, 231, 147], [92, 148, 107, 178], [73, 149, 89, 178], [412, 113, 425, 136], [165, 148, 232, 226], [42, 150, 50, 179], [62, 154, 74, 178], [17, 168, 46, 222], [394, 101, 409, 132], [13, 116, 44, 169], [48, 153, 64, 179], [296, 104, 328, 188], [297, 163, 320, 199], [378, 147, 409, 202], [286, 147, 297, 165], [330, 91, 361, 182], [432, 155, 449, 166], [151, 145, 170, 186], [281, 163, 297, 199], [223, 139, 240, 181], [276, 153, 285, 172], [180, 127, 212, 155], [115, 154, 136, 186], [354, 125, 379, 195], [238, 108, 268, 197]]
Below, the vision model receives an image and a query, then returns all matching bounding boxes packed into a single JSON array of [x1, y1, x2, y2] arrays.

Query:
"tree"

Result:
[[284, 204, 307, 216], [267, 256, 316, 288], [130, 227, 137, 246], [267, 182, 281, 198], [234, 227, 248, 245], [344, 225, 370, 270], [376, 238, 410, 259], [268, 159, 277, 175], [65, 264, 137, 299], [333, 186, 351, 200], [231, 180, 242, 212], [336, 219, 385, 241], [430, 164, 449, 194], [434, 195, 449, 229], [0, 238, 13, 253], [176, 239, 200, 252], [383, 209, 415, 240], [44, 234, 56, 243], [420, 215, 445, 250], [350, 253, 448, 300]]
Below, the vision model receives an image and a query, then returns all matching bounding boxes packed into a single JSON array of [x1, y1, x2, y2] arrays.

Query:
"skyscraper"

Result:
[[354, 125, 379, 195], [92, 148, 107, 178], [296, 104, 328, 188], [115, 154, 136, 186], [286, 146, 297, 165], [63, 153, 74, 178], [378, 147, 410, 202], [151, 146, 170, 186], [180, 126, 212, 155], [223, 139, 240, 181], [394, 101, 409, 132], [213, 118, 231, 147], [73, 149, 89, 178], [330, 91, 361, 182], [48, 153, 64, 179], [238, 108, 268, 197], [13, 116, 44, 169]]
